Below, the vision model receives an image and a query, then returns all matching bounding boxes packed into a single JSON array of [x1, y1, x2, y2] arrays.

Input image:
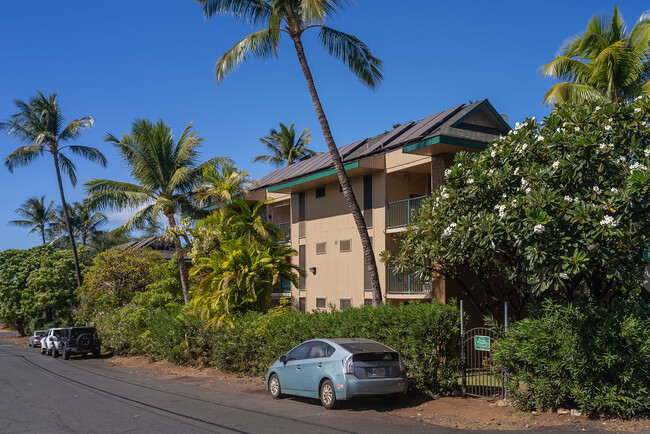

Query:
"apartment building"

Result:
[[251, 100, 510, 312]]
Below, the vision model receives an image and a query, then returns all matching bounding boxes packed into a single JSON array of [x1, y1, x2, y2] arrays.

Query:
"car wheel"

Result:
[[77, 334, 91, 349], [28, 342, 32, 347], [52, 348, 59, 358], [63, 348, 70, 360], [40, 347, 46, 355], [319, 379, 339, 409], [47, 347, 52, 356], [268, 374, 283, 399]]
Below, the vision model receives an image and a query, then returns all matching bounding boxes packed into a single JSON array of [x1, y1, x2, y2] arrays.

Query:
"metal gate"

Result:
[[460, 301, 506, 399]]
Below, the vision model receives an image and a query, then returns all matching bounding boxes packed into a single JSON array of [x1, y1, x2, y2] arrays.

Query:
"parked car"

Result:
[[41, 328, 64, 356], [28, 330, 46, 347], [56, 327, 101, 359], [265, 338, 407, 409]]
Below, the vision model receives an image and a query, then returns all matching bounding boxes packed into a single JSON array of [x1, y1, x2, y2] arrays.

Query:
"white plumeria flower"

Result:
[[457, 163, 463, 168], [611, 187, 619, 194], [536, 135, 544, 142], [630, 161, 647, 171], [502, 193, 507, 198], [574, 126, 580, 132], [444, 168, 452, 177], [442, 222, 457, 237], [521, 178, 529, 188], [559, 272, 569, 280], [593, 186, 602, 194], [600, 215, 618, 228], [490, 149, 497, 158], [533, 224, 545, 234], [514, 167, 520, 175], [595, 106, 601, 111], [467, 178, 474, 184], [642, 121, 648, 127], [618, 156, 627, 163], [552, 161, 560, 169], [525, 187, 532, 194], [598, 143, 607, 152], [521, 143, 528, 151], [564, 195, 572, 202], [604, 125, 612, 131], [511, 199, 518, 206], [488, 169, 495, 175], [644, 149, 650, 157], [635, 107, 642, 113]]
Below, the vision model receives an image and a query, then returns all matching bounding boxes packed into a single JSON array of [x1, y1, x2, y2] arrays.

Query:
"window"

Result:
[[287, 342, 312, 361], [308, 341, 335, 358], [316, 242, 327, 255], [299, 245, 306, 289], [364, 299, 373, 306], [298, 192, 305, 238], [316, 297, 327, 309], [315, 186, 325, 198], [299, 297, 306, 312], [363, 174, 373, 227], [339, 239, 351, 252], [340, 299, 351, 309]]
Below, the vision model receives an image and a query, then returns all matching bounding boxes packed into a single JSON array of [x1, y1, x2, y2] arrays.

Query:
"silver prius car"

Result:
[[265, 338, 407, 409]]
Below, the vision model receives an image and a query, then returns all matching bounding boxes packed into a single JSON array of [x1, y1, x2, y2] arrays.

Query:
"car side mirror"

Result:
[[279, 355, 287, 364]]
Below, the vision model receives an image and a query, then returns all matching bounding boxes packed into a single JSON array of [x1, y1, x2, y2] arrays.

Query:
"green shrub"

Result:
[[492, 299, 650, 417], [95, 301, 461, 397]]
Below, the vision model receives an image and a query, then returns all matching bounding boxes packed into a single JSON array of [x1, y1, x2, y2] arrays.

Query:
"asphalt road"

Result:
[[0, 340, 462, 434]]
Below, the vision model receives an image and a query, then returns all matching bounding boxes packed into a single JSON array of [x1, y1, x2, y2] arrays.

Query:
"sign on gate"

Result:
[[474, 335, 490, 351]]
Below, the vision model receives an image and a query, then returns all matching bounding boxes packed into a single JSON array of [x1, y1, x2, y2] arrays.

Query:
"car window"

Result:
[[308, 342, 335, 359], [36, 332, 46, 337], [52, 330, 61, 337], [287, 343, 312, 361]]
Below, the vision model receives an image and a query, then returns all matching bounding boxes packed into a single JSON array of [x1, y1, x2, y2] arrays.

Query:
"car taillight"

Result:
[[342, 354, 354, 375]]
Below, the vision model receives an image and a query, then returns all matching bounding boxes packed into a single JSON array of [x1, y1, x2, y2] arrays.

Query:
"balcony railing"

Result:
[[386, 267, 431, 294], [273, 277, 292, 293], [275, 222, 291, 243], [387, 195, 428, 228]]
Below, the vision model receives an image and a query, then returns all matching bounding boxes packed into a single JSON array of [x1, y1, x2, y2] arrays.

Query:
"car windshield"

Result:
[[338, 342, 394, 353], [35, 332, 46, 337], [71, 328, 95, 338]]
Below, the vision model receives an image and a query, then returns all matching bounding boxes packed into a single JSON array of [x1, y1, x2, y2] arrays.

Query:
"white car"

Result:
[[41, 328, 64, 356]]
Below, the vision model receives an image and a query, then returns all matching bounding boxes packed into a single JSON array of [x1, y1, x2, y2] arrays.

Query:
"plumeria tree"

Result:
[[385, 98, 650, 319]]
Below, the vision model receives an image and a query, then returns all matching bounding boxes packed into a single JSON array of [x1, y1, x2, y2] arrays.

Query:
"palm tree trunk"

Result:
[[291, 35, 383, 306], [167, 214, 191, 304], [40, 223, 46, 245], [53, 152, 83, 287]]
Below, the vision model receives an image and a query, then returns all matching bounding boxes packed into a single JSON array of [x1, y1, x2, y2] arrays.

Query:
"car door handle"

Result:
[[317, 363, 323, 368], [296, 365, 301, 370]]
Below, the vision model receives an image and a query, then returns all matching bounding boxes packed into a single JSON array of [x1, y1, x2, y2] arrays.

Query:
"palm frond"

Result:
[[317, 26, 383, 89], [59, 116, 94, 142], [543, 82, 606, 105], [57, 153, 78, 186], [197, 0, 272, 26], [300, 0, 351, 23], [84, 179, 153, 211], [65, 145, 108, 167], [214, 29, 278, 84], [4, 144, 44, 172]]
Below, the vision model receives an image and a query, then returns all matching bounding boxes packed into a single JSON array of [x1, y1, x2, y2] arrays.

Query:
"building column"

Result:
[[431, 153, 455, 191]]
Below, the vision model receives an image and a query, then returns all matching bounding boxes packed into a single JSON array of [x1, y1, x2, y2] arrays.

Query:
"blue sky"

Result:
[[1, 1, 648, 251]]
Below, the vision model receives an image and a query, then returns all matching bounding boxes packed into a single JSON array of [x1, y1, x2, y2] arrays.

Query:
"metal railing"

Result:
[[275, 222, 291, 243], [387, 195, 428, 228], [386, 267, 431, 294]]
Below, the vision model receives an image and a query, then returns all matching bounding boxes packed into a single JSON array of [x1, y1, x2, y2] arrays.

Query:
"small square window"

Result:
[[316, 297, 327, 309], [340, 299, 351, 309], [364, 299, 373, 306], [316, 242, 327, 255], [339, 239, 351, 252], [315, 186, 326, 198]]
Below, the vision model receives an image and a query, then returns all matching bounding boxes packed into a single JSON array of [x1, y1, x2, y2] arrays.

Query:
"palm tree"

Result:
[[84, 118, 226, 303], [194, 162, 250, 207], [50, 202, 108, 247], [9, 196, 55, 244], [253, 122, 316, 167], [1, 92, 106, 286], [542, 6, 650, 104], [197, 0, 385, 305]]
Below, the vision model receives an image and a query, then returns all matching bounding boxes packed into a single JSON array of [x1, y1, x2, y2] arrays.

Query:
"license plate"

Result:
[[371, 367, 385, 376]]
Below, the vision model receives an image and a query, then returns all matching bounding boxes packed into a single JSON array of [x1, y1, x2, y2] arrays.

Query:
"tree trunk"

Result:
[[40, 224, 46, 245], [291, 35, 383, 306], [53, 152, 83, 288], [167, 214, 191, 304]]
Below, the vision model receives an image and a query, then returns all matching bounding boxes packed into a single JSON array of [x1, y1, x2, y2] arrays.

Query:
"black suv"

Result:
[[56, 327, 101, 360]]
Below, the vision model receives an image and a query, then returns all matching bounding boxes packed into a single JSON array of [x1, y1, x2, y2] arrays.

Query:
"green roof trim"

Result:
[[451, 100, 511, 131], [268, 161, 360, 192], [402, 135, 487, 154]]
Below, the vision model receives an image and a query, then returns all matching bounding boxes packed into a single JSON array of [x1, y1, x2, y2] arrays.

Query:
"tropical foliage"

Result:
[[252, 122, 316, 167], [193, 162, 248, 208], [1, 92, 106, 286], [197, 0, 385, 305], [542, 6, 650, 104], [385, 99, 650, 319], [85, 118, 226, 303], [9, 196, 55, 245], [188, 198, 302, 328], [49, 201, 109, 248]]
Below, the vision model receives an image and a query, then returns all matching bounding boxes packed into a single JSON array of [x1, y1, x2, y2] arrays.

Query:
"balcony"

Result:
[[273, 277, 292, 294], [386, 267, 431, 294], [275, 222, 291, 243], [387, 195, 428, 229]]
